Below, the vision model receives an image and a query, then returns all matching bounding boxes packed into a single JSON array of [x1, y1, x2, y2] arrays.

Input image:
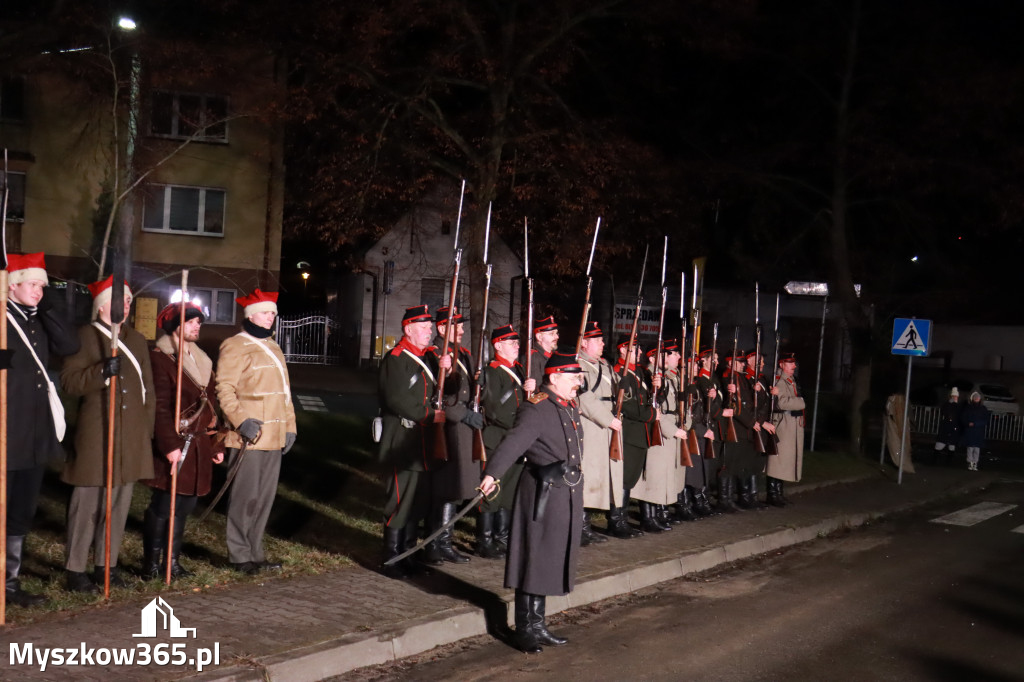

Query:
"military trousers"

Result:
[[65, 483, 134, 572], [226, 448, 282, 564]]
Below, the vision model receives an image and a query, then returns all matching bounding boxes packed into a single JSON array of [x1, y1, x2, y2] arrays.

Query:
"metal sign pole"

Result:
[[810, 295, 828, 451], [898, 356, 913, 485]]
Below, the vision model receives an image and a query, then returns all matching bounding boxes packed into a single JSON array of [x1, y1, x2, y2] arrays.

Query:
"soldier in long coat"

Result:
[[216, 289, 297, 575], [61, 276, 155, 592], [720, 353, 756, 511], [614, 339, 658, 533], [767, 352, 805, 504], [376, 305, 449, 578], [633, 342, 684, 532], [682, 348, 723, 516], [140, 303, 225, 579], [477, 324, 534, 558], [4, 253, 80, 606], [744, 350, 776, 507], [576, 321, 621, 542], [424, 306, 480, 564], [480, 352, 585, 654]]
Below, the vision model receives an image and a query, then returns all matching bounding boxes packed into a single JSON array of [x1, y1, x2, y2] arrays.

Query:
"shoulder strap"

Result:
[[240, 332, 292, 405], [91, 322, 147, 404]]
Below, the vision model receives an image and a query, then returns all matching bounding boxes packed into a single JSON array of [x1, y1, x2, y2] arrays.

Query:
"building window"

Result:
[[150, 91, 228, 142], [189, 287, 237, 325], [3, 171, 26, 221], [421, 278, 467, 316], [142, 183, 225, 236], [1, 77, 26, 121]]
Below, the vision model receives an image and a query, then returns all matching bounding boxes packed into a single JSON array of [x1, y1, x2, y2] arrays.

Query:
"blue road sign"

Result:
[[892, 318, 931, 357]]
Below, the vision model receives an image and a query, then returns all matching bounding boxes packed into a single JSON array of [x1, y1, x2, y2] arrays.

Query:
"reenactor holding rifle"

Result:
[[576, 321, 620, 543], [614, 339, 660, 533], [477, 324, 535, 558], [424, 306, 481, 564], [526, 316, 559, 389], [684, 347, 723, 516]]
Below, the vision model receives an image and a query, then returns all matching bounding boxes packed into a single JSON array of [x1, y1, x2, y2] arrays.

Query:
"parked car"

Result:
[[911, 380, 1019, 416]]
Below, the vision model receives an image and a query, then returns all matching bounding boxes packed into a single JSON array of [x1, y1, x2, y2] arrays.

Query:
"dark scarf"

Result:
[[243, 319, 273, 338]]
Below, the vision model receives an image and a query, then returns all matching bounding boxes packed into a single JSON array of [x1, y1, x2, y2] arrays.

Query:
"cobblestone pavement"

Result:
[[0, 465, 999, 681]]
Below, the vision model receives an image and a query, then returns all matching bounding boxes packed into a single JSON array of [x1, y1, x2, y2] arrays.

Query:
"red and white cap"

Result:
[[236, 288, 279, 318], [7, 252, 48, 286], [88, 275, 133, 316]]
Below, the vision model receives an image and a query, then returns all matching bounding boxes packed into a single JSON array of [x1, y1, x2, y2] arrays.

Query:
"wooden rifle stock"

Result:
[[609, 388, 624, 462]]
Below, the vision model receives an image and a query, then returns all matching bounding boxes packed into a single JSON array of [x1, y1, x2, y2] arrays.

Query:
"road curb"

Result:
[[193, 475, 994, 681]]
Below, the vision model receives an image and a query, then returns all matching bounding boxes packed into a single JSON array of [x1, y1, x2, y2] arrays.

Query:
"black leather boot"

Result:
[[747, 476, 768, 509], [777, 479, 790, 505], [142, 508, 165, 580], [475, 512, 504, 558], [6, 535, 46, 607], [168, 510, 193, 578], [582, 510, 608, 544], [436, 502, 470, 563], [719, 475, 743, 513], [766, 477, 786, 507], [495, 507, 512, 552], [674, 488, 698, 522], [530, 594, 568, 646], [380, 525, 411, 579], [655, 505, 675, 530], [639, 502, 666, 533], [514, 590, 543, 653], [735, 476, 754, 510], [693, 487, 717, 516]]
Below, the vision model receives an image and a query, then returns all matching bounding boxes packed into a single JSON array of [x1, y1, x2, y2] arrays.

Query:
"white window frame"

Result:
[[188, 287, 237, 326], [149, 90, 229, 142], [142, 183, 226, 237]]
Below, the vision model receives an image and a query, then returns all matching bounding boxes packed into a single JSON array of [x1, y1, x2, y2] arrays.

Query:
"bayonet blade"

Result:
[[755, 282, 760, 325], [453, 178, 466, 251], [637, 244, 649, 297], [586, 217, 601, 277], [523, 217, 529, 278], [483, 201, 492, 264], [660, 236, 668, 287]]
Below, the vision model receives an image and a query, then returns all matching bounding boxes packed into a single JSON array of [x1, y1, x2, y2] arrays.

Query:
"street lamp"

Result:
[[301, 271, 309, 292], [117, 16, 137, 31]]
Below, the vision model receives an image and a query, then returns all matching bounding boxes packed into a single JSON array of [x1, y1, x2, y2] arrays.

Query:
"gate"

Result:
[[909, 404, 1024, 443], [276, 314, 343, 364]]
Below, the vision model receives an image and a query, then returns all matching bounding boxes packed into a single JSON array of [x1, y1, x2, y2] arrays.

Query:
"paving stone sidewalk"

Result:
[[0, 467, 995, 682]]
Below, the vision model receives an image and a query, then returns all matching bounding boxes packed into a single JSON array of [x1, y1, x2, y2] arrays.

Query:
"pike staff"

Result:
[[0, 149, 9, 623], [166, 270, 188, 584], [471, 203, 492, 463]]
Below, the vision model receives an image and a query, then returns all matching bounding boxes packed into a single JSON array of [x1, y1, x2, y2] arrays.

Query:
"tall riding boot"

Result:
[[639, 502, 665, 533], [654, 505, 675, 530], [777, 479, 790, 505], [6, 535, 45, 607], [531, 594, 568, 646], [418, 509, 445, 566], [169, 510, 193, 578], [495, 507, 512, 552], [436, 502, 470, 563], [583, 510, 608, 544], [748, 476, 767, 509], [142, 508, 166, 580], [693, 487, 717, 516], [621, 491, 644, 536], [475, 512, 504, 558], [735, 476, 754, 510], [514, 589, 543, 653], [766, 478, 785, 507], [717, 475, 741, 513], [674, 488, 698, 522], [381, 525, 411, 579]]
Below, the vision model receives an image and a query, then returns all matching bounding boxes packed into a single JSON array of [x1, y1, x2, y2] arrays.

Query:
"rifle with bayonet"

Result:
[[701, 322, 719, 459], [723, 327, 740, 443], [765, 293, 781, 455], [431, 179, 466, 461], [752, 282, 767, 455], [678, 273, 696, 464], [575, 217, 601, 356], [649, 237, 668, 448], [609, 245, 649, 463], [523, 218, 535, 398], [471, 203, 493, 463]]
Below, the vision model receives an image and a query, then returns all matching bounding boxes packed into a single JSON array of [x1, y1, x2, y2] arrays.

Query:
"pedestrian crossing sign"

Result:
[[891, 318, 931, 357]]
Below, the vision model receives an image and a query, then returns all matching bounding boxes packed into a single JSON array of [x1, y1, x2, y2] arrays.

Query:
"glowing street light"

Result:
[[117, 16, 137, 31]]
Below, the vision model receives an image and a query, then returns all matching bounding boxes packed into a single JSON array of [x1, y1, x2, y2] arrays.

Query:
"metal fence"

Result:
[[276, 314, 344, 364], [910, 405, 1024, 442]]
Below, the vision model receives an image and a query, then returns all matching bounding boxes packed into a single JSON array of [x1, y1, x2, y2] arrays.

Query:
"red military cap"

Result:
[[491, 324, 519, 343], [435, 306, 464, 325], [582, 321, 603, 339], [88, 275, 132, 315], [402, 304, 432, 323], [7, 252, 48, 285], [545, 351, 583, 374], [236, 289, 279, 318], [533, 315, 558, 334]]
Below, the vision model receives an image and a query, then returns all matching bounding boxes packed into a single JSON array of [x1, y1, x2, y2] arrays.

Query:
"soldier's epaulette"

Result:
[[489, 360, 502, 369], [528, 392, 548, 404], [389, 345, 404, 357]]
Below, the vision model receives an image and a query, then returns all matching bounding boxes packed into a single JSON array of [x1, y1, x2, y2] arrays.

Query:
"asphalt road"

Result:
[[338, 480, 1024, 682]]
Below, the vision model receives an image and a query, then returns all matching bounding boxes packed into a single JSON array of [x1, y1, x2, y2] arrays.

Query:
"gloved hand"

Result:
[[238, 418, 263, 443], [102, 356, 121, 378], [283, 432, 297, 454], [0, 349, 14, 370], [444, 403, 468, 423], [461, 411, 485, 430]]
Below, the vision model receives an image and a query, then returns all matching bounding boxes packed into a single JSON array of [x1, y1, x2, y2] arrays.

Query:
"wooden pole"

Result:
[[104, 325, 119, 599], [1, 269, 9, 624], [167, 270, 188, 584]]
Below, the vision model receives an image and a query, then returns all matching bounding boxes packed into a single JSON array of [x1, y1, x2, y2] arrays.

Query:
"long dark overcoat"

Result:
[[431, 342, 480, 501], [5, 292, 80, 470], [486, 392, 584, 596]]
